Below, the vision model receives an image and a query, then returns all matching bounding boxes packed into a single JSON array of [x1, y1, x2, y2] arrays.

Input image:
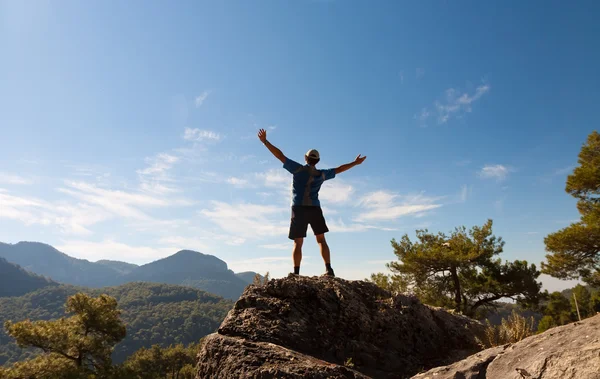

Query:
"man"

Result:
[[258, 128, 366, 277]]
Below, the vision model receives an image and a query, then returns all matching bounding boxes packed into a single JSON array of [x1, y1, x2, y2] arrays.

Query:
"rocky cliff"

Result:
[[195, 275, 484, 378]]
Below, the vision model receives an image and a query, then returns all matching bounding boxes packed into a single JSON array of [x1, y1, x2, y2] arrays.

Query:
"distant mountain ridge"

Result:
[[0, 257, 57, 297], [0, 242, 258, 300]]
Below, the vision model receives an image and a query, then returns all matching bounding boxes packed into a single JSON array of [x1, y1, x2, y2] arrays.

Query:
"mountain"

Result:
[[0, 258, 56, 297], [96, 260, 138, 274], [120, 250, 249, 300], [0, 242, 121, 287], [0, 282, 234, 366], [0, 242, 258, 300]]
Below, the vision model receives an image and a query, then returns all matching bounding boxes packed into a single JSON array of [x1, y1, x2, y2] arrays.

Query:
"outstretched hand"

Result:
[[354, 154, 367, 165], [258, 129, 267, 143]]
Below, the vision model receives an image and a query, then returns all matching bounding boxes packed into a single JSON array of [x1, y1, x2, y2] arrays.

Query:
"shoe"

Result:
[[325, 269, 335, 277]]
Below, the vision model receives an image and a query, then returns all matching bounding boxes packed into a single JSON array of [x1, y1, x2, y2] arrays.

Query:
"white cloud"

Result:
[[356, 191, 442, 221], [256, 169, 290, 188], [158, 236, 209, 252], [227, 256, 293, 278], [268, 125, 277, 131], [459, 185, 470, 203], [0, 172, 33, 185], [226, 177, 249, 187], [138, 153, 179, 176], [327, 219, 371, 233], [0, 190, 112, 235], [479, 164, 510, 181], [414, 108, 430, 125], [200, 201, 288, 239], [56, 240, 175, 264], [183, 128, 221, 142], [319, 180, 354, 204], [194, 91, 210, 107], [136, 153, 181, 194], [420, 83, 490, 125], [553, 165, 575, 176]]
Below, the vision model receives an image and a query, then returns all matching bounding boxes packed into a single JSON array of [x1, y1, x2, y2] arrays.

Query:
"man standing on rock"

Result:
[[258, 128, 366, 277]]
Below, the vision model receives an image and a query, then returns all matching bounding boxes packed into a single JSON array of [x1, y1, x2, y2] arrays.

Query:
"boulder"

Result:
[[196, 275, 483, 379], [413, 313, 600, 379]]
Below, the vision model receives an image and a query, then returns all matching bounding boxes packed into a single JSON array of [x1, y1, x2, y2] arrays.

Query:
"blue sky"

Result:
[[1, 1, 598, 291]]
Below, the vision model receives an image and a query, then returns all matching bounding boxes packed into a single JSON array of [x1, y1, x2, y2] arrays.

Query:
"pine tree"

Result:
[[3, 293, 126, 378], [372, 220, 542, 317], [543, 131, 600, 285]]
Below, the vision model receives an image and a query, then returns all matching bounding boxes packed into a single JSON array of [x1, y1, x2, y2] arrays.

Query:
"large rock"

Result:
[[196, 275, 484, 379], [413, 313, 600, 379]]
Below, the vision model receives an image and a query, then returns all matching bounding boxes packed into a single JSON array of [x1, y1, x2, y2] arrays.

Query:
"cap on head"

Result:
[[306, 149, 320, 160]]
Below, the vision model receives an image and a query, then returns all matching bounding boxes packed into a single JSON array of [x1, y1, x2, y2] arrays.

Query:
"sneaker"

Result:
[[325, 268, 335, 277]]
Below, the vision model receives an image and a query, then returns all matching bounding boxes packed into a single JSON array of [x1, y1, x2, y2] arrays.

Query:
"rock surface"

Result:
[[413, 313, 600, 379], [196, 275, 483, 379]]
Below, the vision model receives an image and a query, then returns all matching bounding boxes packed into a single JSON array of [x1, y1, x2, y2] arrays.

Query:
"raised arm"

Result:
[[335, 155, 367, 174], [258, 129, 286, 164]]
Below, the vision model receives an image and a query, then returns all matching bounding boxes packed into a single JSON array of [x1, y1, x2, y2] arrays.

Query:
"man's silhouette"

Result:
[[258, 128, 366, 276]]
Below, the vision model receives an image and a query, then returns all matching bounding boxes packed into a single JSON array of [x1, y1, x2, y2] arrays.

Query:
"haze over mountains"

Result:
[[0, 241, 257, 300]]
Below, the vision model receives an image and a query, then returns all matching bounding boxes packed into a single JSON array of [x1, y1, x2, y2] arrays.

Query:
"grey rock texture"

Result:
[[196, 275, 483, 379], [413, 313, 600, 379]]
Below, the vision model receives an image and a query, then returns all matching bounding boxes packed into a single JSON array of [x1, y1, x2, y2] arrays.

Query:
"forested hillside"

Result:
[[0, 282, 233, 365], [0, 258, 56, 297]]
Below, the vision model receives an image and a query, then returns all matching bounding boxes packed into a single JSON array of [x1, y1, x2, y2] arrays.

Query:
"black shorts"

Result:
[[288, 206, 329, 240]]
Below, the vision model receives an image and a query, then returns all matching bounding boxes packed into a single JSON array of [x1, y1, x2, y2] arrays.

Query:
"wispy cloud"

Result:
[[136, 153, 180, 194], [200, 201, 288, 240], [459, 185, 470, 203], [183, 128, 221, 142], [436, 84, 490, 124], [226, 177, 249, 187], [319, 180, 354, 204], [56, 240, 175, 264], [0, 172, 33, 185], [194, 91, 210, 107], [414, 108, 430, 126], [227, 256, 292, 277], [0, 190, 111, 235], [399, 70, 404, 83], [553, 165, 575, 176], [479, 164, 511, 181], [356, 191, 442, 221], [158, 236, 209, 252], [418, 83, 490, 126], [256, 169, 290, 188]]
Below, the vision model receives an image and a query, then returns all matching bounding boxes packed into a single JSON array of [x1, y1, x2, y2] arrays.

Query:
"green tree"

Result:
[[543, 131, 600, 285], [543, 291, 573, 326], [3, 293, 126, 378], [590, 290, 600, 315], [570, 284, 592, 319], [121, 343, 199, 379], [371, 220, 542, 317], [537, 315, 557, 333]]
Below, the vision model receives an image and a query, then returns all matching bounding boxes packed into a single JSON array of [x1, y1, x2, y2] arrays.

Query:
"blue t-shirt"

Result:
[[283, 158, 336, 207]]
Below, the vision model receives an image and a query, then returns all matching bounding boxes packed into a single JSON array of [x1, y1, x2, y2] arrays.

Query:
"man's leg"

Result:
[[316, 234, 334, 277], [293, 238, 303, 274]]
